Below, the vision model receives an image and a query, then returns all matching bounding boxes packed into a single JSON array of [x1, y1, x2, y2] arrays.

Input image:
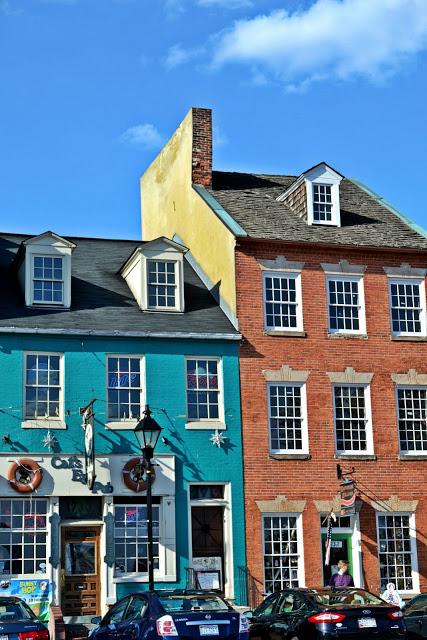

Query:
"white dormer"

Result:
[[120, 237, 188, 312], [18, 231, 76, 308], [277, 162, 343, 227], [304, 163, 343, 226]]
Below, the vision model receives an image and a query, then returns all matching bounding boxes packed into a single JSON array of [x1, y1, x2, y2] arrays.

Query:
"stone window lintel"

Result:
[[263, 364, 310, 383], [327, 367, 373, 385], [391, 369, 427, 385], [257, 256, 304, 272], [321, 260, 366, 275], [256, 495, 306, 513]]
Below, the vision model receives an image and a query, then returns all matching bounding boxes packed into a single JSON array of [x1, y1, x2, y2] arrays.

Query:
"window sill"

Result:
[[264, 330, 306, 338], [391, 335, 427, 342], [185, 421, 226, 430], [113, 574, 176, 583], [269, 453, 311, 460], [335, 454, 376, 461], [21, 420, 67, 429], [399, 454, 427, 461], [105, 421, 138, 430], [328, 333, 368, 340]]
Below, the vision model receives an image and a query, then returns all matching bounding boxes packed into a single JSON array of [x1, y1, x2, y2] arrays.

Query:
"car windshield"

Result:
[[0, 601, 35, 622], [308, 589, 384, 608], [159, 595, 229, 612]]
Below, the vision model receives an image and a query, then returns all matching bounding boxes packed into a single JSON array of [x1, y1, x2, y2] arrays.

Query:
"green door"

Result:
[[321, 532, 353, 586]]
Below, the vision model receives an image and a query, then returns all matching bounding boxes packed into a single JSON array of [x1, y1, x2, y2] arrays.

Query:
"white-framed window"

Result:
[[0, 498, 48, 576], [396, 386, 427, 454], [388, 278, 426, 336], [113, 501, 160, 576], [268, 383, 308, 454], [327, 275, 366, 334], [147, 260, 178, 310], [32, 255, 64, 305], [186, 358, 222, 422], [107, 356, 144, 423], [263, 271, 303, 332], [263, 514, 304, 592], [313, 184, 333, 223], [377, 513, 419, 593], [24, 352, 62, 420], [333, 384, 373, 455]]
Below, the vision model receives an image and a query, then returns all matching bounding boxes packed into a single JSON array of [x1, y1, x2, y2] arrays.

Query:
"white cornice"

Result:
[[262, 364, 310, 383], [321, 260, 367, 275], [384, 263, 427, 278], [391, 369, 427, 385], [327, 367, 373, 384], [257, 256, 304, 272]]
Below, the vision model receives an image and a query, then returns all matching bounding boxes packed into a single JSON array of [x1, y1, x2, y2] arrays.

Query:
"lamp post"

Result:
[[134, 405, 162, 591]]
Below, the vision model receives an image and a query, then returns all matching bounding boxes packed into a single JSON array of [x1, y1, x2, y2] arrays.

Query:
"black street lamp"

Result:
[[134, 405, 162, 591]]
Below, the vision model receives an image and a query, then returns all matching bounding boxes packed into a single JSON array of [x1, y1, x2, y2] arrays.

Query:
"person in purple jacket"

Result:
[[329, 560, 354, 587]]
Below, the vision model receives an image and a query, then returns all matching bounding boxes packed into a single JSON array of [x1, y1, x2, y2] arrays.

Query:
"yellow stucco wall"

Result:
[[141, 108, 238, 325]]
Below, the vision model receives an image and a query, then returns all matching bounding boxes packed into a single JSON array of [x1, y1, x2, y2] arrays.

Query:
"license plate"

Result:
[[0, 635, 8, 640], [199, 625, 219, 636], [358, 617, 377, 628]]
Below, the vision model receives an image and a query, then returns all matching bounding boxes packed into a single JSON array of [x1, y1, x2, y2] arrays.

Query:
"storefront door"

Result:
[[61, 527, 100, 617], [191, 506, 225, 590], [321, 532, 353, 586]]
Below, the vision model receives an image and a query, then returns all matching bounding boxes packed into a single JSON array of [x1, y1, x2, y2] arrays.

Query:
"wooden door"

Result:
[[61, 526, 100, 616]]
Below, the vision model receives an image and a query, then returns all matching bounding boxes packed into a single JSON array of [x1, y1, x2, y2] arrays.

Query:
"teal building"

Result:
[[0, 231, 246, 619]]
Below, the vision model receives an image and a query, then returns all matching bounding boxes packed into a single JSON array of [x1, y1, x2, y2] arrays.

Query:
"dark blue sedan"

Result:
[[0, 596, 49, 640], [90, 590, 249, 640]]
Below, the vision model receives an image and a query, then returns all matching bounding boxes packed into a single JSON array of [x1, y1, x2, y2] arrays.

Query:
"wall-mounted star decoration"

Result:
[[42, 430, 57, 451], [210, 429, 227, 448]]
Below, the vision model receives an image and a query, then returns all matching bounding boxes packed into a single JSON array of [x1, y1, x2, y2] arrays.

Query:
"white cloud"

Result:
[[164, 43, 203, 69], [118, 124, 164, 150], [213, 0, 427, 89]]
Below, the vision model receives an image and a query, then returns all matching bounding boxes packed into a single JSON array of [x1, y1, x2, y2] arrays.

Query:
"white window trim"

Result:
[[105, 355, 146, 430], [326, 274, 366, 335], [112, 499, 171, 583], [375, 511, 420, 595], [23, 244, 72, 309], [184, 356, 225, 428], [262, 512, 305, 591], [22, 351, 65, 428], [146, 258, 181, 312], [306, 178, 341, 227], [333, 383, 374, 456], [31, 254, 64, 306], [388, 277, 427, 337], [262, 270, 304, 333], [267, 381, 309, 455], [395, 385, 427, 456]]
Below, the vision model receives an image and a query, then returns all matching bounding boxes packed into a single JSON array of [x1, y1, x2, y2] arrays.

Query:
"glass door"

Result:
[[61, 527, 100, 616]]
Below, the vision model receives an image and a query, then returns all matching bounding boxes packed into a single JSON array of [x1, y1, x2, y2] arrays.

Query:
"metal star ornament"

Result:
[[210, 430, 227, 448], [42, 430, 57, 451]]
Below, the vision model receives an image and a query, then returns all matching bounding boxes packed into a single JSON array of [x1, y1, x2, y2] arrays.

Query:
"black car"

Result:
[[403, 593, 427, 638], [0, 596, 49, 640], [245, 587, 405, 640], [89, 590, 250, 640]]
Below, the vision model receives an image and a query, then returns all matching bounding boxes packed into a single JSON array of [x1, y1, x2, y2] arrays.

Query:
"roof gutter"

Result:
[[237, 236, 427, 254], [0, 327, 241, 341], [192, 184, 247, 237]]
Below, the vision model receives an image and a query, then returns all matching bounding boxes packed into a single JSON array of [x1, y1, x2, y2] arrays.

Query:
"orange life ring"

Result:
[[8, 459, 43, 493], [122, 457, 155, 493]]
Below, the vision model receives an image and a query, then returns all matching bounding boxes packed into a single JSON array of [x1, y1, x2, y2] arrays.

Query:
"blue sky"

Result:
[[1, 0, 426, 239]]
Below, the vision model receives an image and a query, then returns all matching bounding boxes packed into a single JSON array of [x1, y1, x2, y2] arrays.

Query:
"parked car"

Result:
[[0, 596, 49, 640], [89, 590, 250, 640], [403, 593, 427, 638], [245, 587, 405, 640]]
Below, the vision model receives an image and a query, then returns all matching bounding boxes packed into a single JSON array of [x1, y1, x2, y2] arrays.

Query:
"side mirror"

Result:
[[243, 611, 253, 619], [91, 616, 102, 625]]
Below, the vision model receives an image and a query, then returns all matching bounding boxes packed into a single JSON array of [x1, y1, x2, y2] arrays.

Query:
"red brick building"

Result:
[[141, 108, 427, 601]]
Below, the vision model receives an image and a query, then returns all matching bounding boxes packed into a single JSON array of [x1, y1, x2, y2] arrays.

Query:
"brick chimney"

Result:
[[191, 108, 212, 188]]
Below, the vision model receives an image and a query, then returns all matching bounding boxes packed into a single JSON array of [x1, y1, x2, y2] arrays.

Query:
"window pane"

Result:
[[0, 499, 47, 577], [114, 503, 159, 576], [377, 514, 414, 591], [328, 278, 361, 332], [107, 357, 142, 421], [25, 354, 62, 418], [397, 387, 427, 452], [263, 515, 300, 592], [186, 359, 220, 421], [147, 260, 177, 309], [334, 385, 368, 453], [313, 184, 333, 222], [390, 281, 423, 334], [264, 274, 299, 329], [269, 384, 304, 452]]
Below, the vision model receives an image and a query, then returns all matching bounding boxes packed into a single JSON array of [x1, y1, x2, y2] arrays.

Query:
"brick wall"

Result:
[[236, 239, 427, 595], [192, 108, 212, 188]]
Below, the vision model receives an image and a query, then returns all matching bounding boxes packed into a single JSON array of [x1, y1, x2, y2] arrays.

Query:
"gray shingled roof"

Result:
[[0, 233, 238, 337], [210, 171, 427, 249]]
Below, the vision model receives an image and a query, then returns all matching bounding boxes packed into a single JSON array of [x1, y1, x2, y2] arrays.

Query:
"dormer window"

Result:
[[147, 259, 178, 309], [17, 231, 76, 309], [33, 256, 64, 304], [313, 184, 333, 223], [120, 237, 187, 313]]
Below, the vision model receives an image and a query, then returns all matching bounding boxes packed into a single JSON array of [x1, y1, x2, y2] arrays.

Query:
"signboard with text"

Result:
[[0, 579, 51, 621]]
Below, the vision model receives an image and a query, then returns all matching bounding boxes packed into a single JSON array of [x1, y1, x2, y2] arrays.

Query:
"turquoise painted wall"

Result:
[[0, 334, 246, 603]]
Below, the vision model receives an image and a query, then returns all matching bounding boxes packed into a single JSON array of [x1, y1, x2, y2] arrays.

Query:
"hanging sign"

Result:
[[340, 478, 356, 515], [81, 400, 96, 490]]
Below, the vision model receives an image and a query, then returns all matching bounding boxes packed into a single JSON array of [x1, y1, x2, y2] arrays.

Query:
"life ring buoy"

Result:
[[122, 457, 155, 493], [8, 459, 43, 493]]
